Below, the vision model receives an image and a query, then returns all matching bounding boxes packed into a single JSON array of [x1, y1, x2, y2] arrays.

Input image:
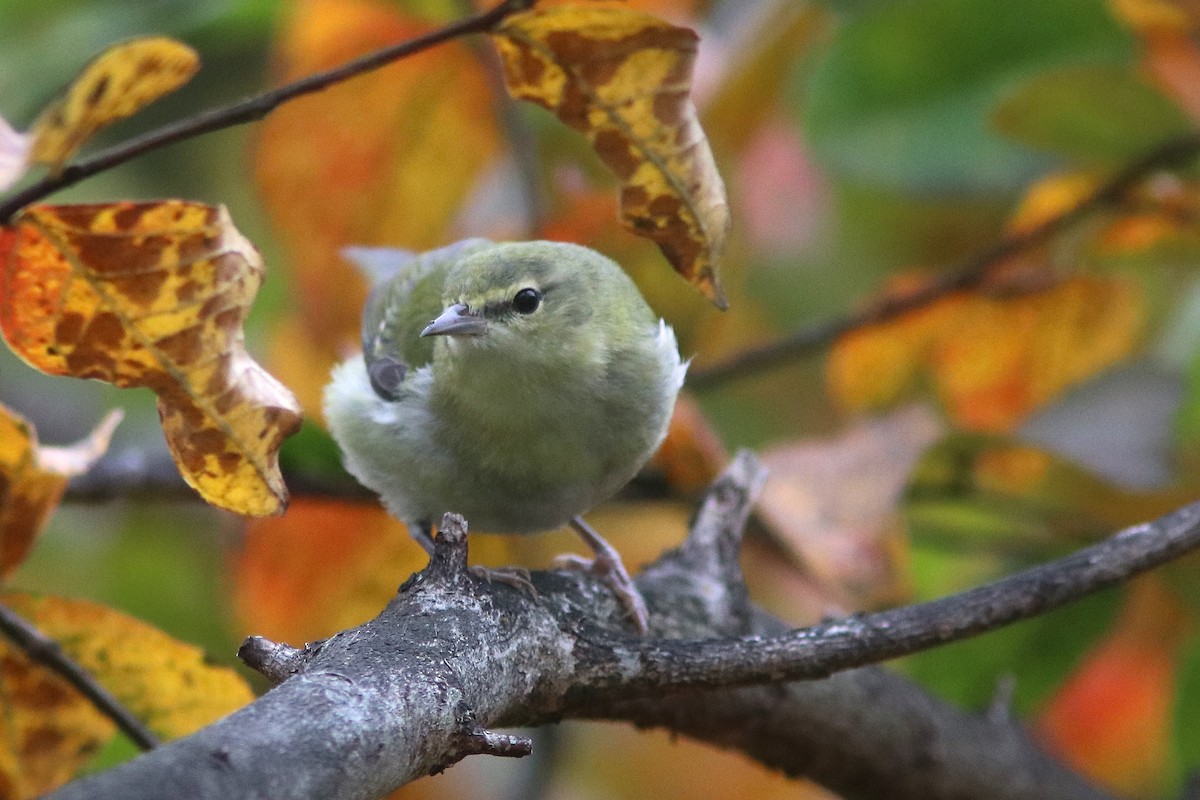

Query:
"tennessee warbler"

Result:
[[323, 239, 686, 631]]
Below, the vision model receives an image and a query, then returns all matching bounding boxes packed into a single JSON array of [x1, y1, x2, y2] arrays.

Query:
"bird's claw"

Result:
[[553, 551, 650, 635], [469, 565, 538, 597]]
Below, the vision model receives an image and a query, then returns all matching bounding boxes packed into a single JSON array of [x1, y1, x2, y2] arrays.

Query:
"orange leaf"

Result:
[[0, 202, 302, 516], [1037, 578, 1191, 797], [255, 0, 499, 415], [233, 499, 428, 644], [0, 405, 121, 579], [0, 592, 253, 796], [493, 6, 730, 308], [828, 276, 1145, 432], [648, 393, 728, 493], [28, 37, 199, 173]]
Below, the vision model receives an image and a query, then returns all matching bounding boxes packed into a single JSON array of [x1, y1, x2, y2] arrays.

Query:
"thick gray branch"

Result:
[[46, 450, 1185, 800]]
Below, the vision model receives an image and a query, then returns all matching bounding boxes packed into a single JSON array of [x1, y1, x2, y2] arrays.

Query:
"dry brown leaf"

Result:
[[493, 6, 730, 308], [0, 404, 121, 580], [0, 202, 302, 516], [757, 405, 941, 610], [29, 37, 199, 173]]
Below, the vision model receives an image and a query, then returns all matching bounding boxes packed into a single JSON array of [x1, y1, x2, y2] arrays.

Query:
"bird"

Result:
[[323, 239, 687, 632]]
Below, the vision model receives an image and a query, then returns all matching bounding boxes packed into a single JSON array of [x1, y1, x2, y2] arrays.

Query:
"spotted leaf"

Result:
[[493, 6, 730, 308], [0, 592, 254, 796], [28, 37, 199, 173], [0, 404, 121, 580], [0, 202, 302, 516]]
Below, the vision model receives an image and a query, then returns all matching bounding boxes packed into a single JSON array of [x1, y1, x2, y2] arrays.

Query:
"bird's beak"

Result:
[[420, 303, 487, 337]]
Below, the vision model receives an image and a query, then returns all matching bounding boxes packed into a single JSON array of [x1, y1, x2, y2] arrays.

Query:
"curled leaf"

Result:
[[0, 404, 121, 580], [29, 37, 199, 172], [493, 6, 730, 308], [0, 202, 302, 516]]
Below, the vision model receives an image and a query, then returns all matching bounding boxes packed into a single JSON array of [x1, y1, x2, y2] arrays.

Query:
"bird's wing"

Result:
[[344, 239, 492, 378]]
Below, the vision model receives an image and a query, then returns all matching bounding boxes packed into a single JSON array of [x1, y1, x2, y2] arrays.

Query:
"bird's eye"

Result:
[[512, 287, 542, 314]]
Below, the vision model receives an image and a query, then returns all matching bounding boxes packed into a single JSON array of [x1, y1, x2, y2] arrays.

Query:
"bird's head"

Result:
[[421, 241, 643, 367]]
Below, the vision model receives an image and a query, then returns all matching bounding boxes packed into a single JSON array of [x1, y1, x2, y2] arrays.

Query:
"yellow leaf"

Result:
[[1110, 0, 1193, 36], [7, 593, 253, 738], [493, 6, 730, 308], [0, 405, 121, 579], [0, 202, 302, 516], [0, 593, 253, 796], [0, 619, 113, 799], [29, 37, 199, 173], [827, 276, 1145, 432]]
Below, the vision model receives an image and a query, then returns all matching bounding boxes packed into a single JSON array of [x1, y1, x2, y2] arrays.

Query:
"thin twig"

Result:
[[0, 0, 535, 223], [601, 497, 1200, 694], [0, 601, 160, 750], [687, 132, 1200, 388]]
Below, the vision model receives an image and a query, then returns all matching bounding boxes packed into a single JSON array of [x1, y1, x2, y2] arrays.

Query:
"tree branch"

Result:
[[45, 450, 1192, 800], [0, 0, 535, 223], [0, 602, 160, 751], [687, 132, 1200, 387]]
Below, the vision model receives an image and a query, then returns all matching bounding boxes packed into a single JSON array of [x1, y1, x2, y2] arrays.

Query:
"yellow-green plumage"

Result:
[[323, 240, 686, 538]]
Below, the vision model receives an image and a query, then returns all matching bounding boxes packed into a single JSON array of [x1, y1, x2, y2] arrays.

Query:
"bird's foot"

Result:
[[559, 517, 650, 635], [469, 565, 537, 597]]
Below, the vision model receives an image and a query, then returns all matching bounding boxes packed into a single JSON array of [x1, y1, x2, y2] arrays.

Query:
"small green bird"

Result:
[[323, 239, 686, 631]]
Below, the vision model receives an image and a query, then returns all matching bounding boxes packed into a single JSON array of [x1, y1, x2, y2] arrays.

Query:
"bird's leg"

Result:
[[469, 563, 536, 596], [415, 518, 535, 594], [558, 516, 650, 634], [408, 520, 437, 559]]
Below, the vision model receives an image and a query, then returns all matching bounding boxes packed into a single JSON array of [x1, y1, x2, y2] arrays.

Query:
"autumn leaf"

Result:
[[0, 201, 302, 516], [756, 405, 937, 611], [0, 592, 253, 797], [1037, 578, 1191, 798], [827, 275, 1145, 432], [493, 6, 731, 308], [1111, 0, 1200, 122], [0, 404, 122, 580], [648, 393, 728, 494], [233, 499, 427, 645], [0, 629, 113, 800], [28, 37, 199, 173]]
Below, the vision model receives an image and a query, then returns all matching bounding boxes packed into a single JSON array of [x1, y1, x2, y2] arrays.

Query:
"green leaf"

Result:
[[992, 65, 1191, 164], [802, 0, 1135, 193], [1174, 632, 1200, 784]]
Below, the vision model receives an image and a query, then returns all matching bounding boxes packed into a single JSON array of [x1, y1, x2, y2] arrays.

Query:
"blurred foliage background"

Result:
[[3, 0, 1200, 797]]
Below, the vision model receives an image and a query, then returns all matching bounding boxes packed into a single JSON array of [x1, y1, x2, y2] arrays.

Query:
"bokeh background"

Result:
[[3, 0, 1200, 797]]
